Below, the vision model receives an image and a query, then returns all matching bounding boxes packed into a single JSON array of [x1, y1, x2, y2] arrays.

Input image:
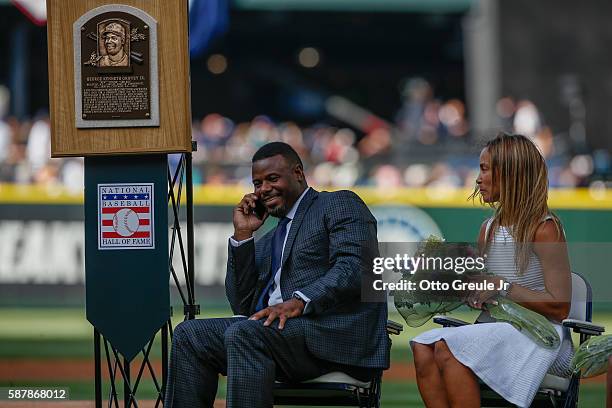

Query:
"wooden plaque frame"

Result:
[[47, 0, 192, 156]]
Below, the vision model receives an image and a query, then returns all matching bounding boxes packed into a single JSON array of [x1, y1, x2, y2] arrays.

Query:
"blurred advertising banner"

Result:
[[0, 184, 611, 286]]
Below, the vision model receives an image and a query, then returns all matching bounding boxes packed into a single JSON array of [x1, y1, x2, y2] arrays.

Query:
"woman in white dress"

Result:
[[411, 133, 573, 408]]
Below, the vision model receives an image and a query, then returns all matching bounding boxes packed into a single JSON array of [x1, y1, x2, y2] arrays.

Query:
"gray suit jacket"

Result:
[[226, 188, 389, 369]]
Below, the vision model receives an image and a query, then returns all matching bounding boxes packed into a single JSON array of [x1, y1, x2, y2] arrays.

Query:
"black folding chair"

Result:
[[273, 319, 403, 408]]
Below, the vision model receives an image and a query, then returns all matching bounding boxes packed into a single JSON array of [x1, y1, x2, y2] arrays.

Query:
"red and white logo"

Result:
[[98, 183, 154, 250]]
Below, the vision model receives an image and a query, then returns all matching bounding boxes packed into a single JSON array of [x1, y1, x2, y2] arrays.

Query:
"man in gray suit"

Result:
[[164, 142, 389, 407]]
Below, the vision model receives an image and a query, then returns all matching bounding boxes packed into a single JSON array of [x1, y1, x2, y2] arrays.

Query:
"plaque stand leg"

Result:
[[93, 144, 199, 407], [94, 329, 102, 408]]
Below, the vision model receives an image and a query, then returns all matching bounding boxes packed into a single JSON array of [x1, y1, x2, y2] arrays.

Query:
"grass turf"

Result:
[[0, 307, 610, 406]]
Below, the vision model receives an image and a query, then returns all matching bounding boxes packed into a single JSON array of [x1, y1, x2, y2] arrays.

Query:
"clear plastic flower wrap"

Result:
[[393, 235, 561, 350], [487, 298, 560, 349], [392, 235, 482, 327], [393, 286, 463, 328], [571, 334, 612, 378]]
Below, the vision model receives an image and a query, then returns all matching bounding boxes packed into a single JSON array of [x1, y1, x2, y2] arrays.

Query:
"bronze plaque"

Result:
[[74, 5, 159, 128]]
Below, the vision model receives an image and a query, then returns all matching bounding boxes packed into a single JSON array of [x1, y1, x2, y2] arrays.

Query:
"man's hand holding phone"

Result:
[[233, 193, 268, 241]]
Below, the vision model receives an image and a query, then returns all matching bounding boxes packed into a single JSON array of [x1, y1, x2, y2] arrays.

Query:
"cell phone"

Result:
[[253, 198, 267, 219]]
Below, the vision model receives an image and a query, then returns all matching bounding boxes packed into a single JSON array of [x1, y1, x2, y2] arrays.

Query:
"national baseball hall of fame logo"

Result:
[[97, 183, 154, 250]]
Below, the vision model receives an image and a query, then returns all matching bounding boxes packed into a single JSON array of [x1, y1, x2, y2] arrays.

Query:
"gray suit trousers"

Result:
[[164, 316, 368, 408]]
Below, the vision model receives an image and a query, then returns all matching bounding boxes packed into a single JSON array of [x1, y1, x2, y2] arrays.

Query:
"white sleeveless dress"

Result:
[[410, 217, 574, 408]]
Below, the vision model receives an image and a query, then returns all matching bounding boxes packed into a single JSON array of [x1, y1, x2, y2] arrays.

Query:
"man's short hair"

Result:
[[252, 142, 303, 168]]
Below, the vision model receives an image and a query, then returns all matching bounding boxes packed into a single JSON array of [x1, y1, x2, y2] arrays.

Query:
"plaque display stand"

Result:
[[93, 145, 199, 407], [46, 1, 194, 406]]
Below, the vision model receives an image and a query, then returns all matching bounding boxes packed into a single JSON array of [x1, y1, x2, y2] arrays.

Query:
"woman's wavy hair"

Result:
[[470, 132, 562, 274]]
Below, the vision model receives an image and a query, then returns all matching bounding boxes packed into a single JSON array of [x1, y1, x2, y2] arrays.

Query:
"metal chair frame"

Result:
[[272, 320, 403, 408]]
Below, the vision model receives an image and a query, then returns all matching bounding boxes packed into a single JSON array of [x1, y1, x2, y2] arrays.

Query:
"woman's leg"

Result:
[[411, 342, 450, 408], [433, 340, 480, 408]]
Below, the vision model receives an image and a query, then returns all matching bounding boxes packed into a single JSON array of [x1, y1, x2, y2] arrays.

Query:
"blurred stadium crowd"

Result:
[[0, 79, 609, 191]]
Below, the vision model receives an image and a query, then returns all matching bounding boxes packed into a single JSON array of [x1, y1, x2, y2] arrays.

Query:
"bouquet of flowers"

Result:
[[393, 235, 475, 327], [571, 334, 612, 378], [393, 235, 560, 349]]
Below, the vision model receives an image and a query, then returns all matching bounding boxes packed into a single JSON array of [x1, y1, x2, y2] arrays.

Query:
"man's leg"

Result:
[[164, 317, 246, 408], [223, 318, 329, 408]]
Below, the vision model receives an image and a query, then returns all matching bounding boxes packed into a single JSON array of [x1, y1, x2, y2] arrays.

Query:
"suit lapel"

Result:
[[258, 234, 273, 282], [281, 188, 318, 269], [251, 235, 272, 312]]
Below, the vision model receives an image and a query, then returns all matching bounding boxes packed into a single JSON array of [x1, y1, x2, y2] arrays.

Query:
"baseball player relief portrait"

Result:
[[83, 18, 133, 68], [98, 183, 154, 249], [93, 19, 131, 68]]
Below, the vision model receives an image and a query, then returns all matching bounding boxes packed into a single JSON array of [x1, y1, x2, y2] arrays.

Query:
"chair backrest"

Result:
[[568, 272, 592, 322]]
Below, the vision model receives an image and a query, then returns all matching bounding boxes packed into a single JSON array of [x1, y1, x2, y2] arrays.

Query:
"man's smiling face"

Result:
[[104, 33, 123, 55], [252, 154, 305, 218]]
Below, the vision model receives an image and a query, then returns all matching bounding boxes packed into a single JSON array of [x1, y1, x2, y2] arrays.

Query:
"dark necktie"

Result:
[[255, 217, 290, 312]]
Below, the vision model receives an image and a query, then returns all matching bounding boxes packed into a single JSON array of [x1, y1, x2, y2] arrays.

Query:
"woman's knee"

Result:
[[433, 340, 454, 368], [412, 343, 437, 378]]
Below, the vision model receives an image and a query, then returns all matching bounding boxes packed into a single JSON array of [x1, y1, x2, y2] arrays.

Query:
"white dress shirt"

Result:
[[229, 187, 311, 311]]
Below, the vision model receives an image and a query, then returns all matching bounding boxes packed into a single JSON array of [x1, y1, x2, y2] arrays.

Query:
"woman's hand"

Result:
[[465, 275, 503, 309]]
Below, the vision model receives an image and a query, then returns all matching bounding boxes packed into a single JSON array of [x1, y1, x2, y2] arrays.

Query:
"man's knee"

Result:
[[173, 318, 227, 353], [224, 319, 263, 349], [172, 320, 194, 348], [433, 340, 454, 368]]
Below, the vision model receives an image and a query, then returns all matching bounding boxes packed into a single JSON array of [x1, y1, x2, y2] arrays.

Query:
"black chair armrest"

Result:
[[386, 319, 403, 335], [562, 319, 605, 336], [433, 316, 469, 327]]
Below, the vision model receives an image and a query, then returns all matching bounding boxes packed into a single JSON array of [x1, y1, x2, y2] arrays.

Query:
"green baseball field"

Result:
[[0, 306, 608, 407]]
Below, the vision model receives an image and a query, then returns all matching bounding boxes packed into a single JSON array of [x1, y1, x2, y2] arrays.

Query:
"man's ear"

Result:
[[294, 164, 305, 182]]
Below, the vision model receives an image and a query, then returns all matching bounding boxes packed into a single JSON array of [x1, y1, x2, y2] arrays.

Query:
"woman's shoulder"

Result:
[[534, 216, 565, 243]]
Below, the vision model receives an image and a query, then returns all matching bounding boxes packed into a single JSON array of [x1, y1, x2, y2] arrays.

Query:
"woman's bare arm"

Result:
[[473, 219, 571, 322], [505, 220, 571, 322]]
